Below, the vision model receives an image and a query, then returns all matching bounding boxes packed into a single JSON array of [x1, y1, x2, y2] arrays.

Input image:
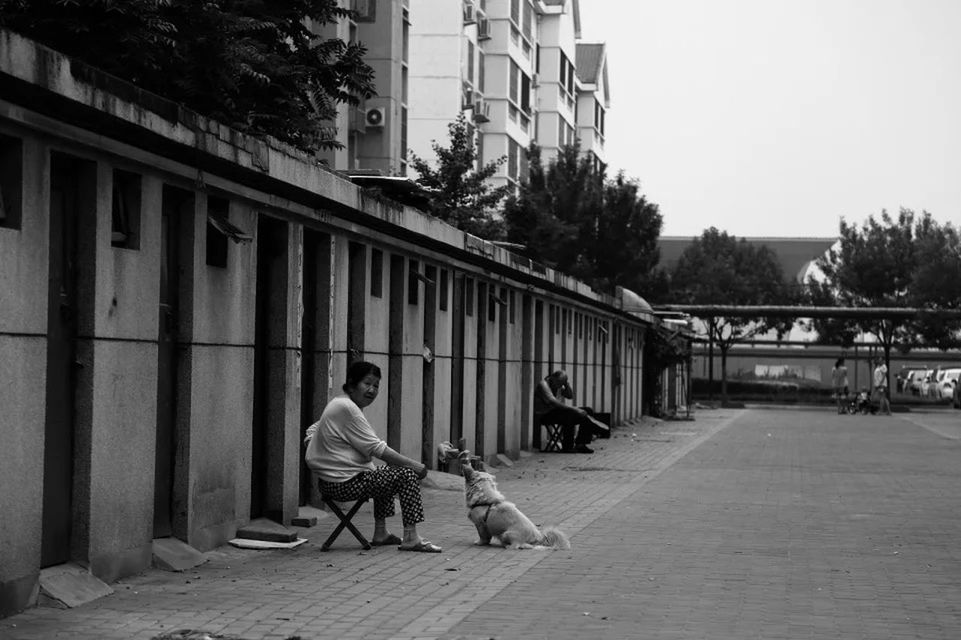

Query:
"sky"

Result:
[[577, 0, 961, 239]]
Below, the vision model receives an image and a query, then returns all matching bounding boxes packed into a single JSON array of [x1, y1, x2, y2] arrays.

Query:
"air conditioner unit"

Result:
[[365, 107, 385, 128], [463, 3, 476, 25], [477, 17, 492, 40], [473, 99, 491, 123], [530, 72, 539, 88]]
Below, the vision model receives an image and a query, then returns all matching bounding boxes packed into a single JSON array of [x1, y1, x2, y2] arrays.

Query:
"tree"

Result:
[[504, 144, 666, 297], [809, 210, 961, 375], [907, 215, 961, 349], [591, 172, 666, 298], [503, 144, 601, 271], [670, 228, 796, 403], [0, 0, 375, 153], [409, 113, 512, 238]]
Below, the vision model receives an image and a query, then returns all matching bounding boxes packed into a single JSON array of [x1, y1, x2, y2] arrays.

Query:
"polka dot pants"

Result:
[[319, 466, 425, 526]]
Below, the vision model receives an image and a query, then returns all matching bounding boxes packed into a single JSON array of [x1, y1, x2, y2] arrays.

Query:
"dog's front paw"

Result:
[[473, 539, 491, 546]]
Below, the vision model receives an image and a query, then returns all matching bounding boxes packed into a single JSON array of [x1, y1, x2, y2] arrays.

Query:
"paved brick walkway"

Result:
[[3, 408, 960, 640]]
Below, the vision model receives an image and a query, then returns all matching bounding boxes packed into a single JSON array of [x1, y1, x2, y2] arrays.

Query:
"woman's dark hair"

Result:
[[835, 357, 845, 367], [343, 361, 381, 392]]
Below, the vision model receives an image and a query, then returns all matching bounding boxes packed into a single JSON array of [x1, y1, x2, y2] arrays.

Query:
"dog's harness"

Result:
[[471, 502, 496, 523]]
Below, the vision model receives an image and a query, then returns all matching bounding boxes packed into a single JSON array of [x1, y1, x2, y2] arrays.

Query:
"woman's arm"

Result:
[[379, 446, 429, 479]]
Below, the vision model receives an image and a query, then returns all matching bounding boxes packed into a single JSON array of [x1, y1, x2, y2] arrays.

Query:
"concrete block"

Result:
[[38, 563, 113, 609], [152, 538, 207, 572], [292, 504, 327, 527], [494, 453, 515, 468], [235, 518, 297, 543]]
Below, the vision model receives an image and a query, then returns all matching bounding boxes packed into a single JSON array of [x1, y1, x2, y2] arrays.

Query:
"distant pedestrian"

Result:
[[831, 357, 849, 414], [872, 359, 891, 415]]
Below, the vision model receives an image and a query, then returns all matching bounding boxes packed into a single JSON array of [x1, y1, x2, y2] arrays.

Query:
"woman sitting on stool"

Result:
[[305, 360, 441, 552]]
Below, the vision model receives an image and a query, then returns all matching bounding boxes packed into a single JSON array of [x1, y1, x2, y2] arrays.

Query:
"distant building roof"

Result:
[[658, 236, 837, 283], [575, 42, 605, 84]]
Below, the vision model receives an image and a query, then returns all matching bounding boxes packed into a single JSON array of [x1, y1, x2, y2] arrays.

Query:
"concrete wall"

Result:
[[0, 131, 47, 616]]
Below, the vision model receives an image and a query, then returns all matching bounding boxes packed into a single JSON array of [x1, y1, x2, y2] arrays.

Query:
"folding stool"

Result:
[[540, 420, 564, 452], [320, 496, 371, 551]]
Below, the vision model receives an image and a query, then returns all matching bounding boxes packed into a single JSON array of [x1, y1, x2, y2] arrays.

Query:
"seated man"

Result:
[[533, 370, 606, 453]]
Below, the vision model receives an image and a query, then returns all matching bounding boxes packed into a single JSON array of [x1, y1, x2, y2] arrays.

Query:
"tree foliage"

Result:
[[504, 144, 665, 297], [409, 113, 512, 238], [0, 0, 376, 153], [808, 209, 961, 362], [503, 144, 600, 272], [594, 173, 667, 299], [670, 227, 796, 401]]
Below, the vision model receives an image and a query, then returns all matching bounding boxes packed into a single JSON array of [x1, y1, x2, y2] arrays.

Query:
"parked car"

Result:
[[906, 368, 931, 396], [896, 366, 928, 394], [938, 368, 961, 400]]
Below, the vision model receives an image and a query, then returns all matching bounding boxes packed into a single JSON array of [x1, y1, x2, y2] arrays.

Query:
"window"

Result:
[[370, 248, 383, 297], [519, 144, 529, 183], [401, 106, 408, 174], [508, 290, 515, 324], [439, 269, 449, 311], [558, 54, 567, 93], [352, 0, 376, 22], [522, 1, 532, 40], [467, 40, 475, 86], [510, 0, 519, 25], [488, 288, 497, 322], [206, 196, 229, 267], [478, 51, 486, 93], [402, 8, 410, 63], [507, 138, 519, 181], [520, 72, 531, 114], [111, 169, 141, 249], [408, 259, 419, 305], [0, 134, 23, 230], [509, 60, 520, 104]]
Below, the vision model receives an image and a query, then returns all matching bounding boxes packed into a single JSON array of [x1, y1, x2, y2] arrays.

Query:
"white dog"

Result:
[[461, 459, 570, 550]]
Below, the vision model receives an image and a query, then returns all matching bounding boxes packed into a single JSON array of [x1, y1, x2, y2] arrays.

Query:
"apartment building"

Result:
[[317, 0, 608, 186], [406, 0, 609, 189], [315, 0, 411, 176]]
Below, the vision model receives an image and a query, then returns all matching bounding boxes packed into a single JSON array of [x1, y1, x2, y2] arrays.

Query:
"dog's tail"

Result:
[[538, 526, 571, 550]]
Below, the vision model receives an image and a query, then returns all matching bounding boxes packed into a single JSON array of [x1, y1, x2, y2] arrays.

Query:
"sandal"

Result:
[[398, 540, 442, 553], [371, 534, 402, 546]]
